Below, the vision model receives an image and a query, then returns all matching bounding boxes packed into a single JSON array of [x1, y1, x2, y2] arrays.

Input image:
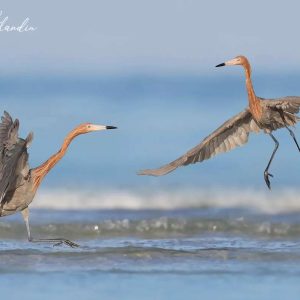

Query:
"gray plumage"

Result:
[[0, 111, 34, 211]]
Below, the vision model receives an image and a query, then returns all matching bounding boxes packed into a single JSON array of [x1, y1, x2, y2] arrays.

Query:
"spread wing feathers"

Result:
[[0, 112, 31, 204], [263, 96, 300, 115], [139, 109, 260, 176], [0, 142, 28, 203], [0, 111, 19, 151], [260, 96, 300, 129]]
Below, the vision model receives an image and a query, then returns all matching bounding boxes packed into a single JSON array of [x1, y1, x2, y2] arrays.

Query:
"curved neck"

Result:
[[31, 128, 81, 191], [243, 61, 261, 117]]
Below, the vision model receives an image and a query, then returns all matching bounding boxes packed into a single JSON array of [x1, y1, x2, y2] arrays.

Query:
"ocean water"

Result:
[[2, 207, 300, 300], [1, 73, 300, 299]]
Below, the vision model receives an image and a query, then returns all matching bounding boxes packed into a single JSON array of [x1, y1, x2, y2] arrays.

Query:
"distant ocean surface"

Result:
[[1, 73, 300, 299], [1, 72, 300, 190]]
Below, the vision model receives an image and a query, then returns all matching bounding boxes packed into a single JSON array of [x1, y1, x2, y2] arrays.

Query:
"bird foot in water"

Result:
[[59, 239, 79, 248], [52, 239, 79, 248], [264, 171, 273, 190], [29, 238, 79, 248]]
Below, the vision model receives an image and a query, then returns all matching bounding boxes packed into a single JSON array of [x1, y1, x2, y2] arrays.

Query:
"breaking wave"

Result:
[[31, 187, 300, 214]]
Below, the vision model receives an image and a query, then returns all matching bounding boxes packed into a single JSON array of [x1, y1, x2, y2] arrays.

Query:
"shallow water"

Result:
[[1, 208, 300, 300]]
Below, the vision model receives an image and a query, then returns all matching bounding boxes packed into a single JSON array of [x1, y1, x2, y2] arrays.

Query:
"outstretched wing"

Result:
[[262, 96, 300, 115], [259, 96, 300, 130], [0, 111, 30, 203], [139, 109, 260, 176], [0, 111, 19, 152]]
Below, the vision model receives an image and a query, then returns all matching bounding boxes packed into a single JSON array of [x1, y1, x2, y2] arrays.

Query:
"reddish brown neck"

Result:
[[243, 61, 262, 118], [31, 128, 81, 191]]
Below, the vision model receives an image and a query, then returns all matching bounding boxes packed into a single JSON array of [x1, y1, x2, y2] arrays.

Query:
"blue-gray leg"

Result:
[[21, 208, 79, 248], [264, 133, 279, 190], [285, 126, 300, 152]]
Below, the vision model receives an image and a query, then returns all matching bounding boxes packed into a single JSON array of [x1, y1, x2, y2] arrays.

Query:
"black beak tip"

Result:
[[106, 126, 117, 130], [215, 63, 225, 68]]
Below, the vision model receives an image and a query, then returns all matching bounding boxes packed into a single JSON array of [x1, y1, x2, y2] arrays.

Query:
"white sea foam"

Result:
[[31, 187, 300, 214]]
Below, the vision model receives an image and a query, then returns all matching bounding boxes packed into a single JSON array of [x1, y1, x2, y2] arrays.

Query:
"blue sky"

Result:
[[0, 0, 300, 74]]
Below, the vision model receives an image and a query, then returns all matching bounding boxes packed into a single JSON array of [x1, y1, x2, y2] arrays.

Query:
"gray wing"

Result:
[[0, 111, 19, 152], [261, 96, 300, 129], [262, 96, 300, 114], [0, 111, 31, 203], [139, 109, 260, 176]]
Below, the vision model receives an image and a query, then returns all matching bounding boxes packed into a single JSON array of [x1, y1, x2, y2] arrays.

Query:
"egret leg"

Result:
[[264, 133, 279, 190], [21, 208, 79, 248], [285, 126, 300, 152], [277, 108, 300, 151]]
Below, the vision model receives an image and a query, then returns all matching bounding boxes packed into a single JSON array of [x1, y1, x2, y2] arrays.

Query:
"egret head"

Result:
[[74, 123, 117, 135], [215, 55, 249, 68]]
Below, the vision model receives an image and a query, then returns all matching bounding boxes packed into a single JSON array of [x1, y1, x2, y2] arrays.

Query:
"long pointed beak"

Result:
[[216, 57, 240, 67], [89, 124, 117, 131]]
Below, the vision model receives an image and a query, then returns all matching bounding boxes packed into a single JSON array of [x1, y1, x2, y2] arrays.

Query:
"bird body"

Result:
[[139, 56, 300, 189], [0, 175, 35, 217], [0, 111, 117, 246], [256, 97, 300, 131], [0, 113, 34, 216]]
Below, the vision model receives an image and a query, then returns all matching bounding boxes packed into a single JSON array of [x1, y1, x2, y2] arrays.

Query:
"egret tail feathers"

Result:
[[138, 162, 179, 176]]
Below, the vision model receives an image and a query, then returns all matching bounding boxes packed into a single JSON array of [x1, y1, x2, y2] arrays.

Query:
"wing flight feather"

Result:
[[139, 109, 260, 176], [0, 112, 30, 204]]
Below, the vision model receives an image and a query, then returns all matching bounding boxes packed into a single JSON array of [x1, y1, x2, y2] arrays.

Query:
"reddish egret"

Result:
[[0, 111, 117, 247], [139, 55, 300, 189]]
